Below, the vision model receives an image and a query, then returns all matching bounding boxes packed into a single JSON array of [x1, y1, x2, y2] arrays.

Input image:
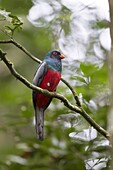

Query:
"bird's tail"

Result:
[[35, 107, 44, 141]]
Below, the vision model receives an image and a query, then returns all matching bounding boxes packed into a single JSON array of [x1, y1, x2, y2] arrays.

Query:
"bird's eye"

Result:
[[52, 51, 58, 55]]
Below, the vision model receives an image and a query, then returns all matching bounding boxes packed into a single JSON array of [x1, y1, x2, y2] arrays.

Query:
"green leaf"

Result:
[[96, 20, 109, 29], [80, 63, 98, 77], [0, 9, 23, 37]]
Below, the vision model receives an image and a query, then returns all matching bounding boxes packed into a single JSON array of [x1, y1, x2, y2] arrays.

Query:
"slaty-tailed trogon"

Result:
[[32, 50, 65, 140]]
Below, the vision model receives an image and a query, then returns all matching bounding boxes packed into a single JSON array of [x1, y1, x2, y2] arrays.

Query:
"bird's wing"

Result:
[[33, 61, 48, 86], [32, 62, 49, 140], [32, 61, 48, 109]]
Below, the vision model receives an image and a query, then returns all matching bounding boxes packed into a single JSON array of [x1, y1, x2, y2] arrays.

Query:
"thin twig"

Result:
[[0, 39, 41, 63], [61, 78, 81, 107], [0, 49, 110, 140]]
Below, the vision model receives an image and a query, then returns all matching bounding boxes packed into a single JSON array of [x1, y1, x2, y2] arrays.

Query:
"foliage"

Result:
[[0, 1, 110, 170]]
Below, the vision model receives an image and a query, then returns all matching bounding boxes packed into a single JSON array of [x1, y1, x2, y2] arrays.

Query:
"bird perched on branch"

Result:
[[32, 50, 65, 140]]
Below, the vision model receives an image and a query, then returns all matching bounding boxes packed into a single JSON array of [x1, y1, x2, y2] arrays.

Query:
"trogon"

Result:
[[32, 50, 65, 140]]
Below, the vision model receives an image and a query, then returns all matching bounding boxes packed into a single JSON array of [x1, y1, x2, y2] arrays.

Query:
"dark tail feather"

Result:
[[35, 107, 44, 141]]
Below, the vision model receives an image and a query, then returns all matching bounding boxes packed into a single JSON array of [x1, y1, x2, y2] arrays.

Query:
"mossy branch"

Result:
[[0, 48, 110, 140]]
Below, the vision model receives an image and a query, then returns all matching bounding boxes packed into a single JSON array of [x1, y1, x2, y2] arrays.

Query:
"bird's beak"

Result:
[[60, 54, 65, 59]]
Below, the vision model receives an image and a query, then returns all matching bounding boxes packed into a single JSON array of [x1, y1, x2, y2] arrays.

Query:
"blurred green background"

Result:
[[0, 0, 110, 169]]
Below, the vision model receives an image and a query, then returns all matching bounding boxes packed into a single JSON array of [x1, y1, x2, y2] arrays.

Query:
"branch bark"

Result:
[[0, 49, 110, 140], [0, 39, 41, 63]]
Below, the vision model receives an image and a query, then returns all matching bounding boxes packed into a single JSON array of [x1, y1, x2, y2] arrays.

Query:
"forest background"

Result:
[[0, 0, 112, 170]]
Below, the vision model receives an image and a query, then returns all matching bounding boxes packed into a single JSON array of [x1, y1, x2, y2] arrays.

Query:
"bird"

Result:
[[32, 50, 65, 140]]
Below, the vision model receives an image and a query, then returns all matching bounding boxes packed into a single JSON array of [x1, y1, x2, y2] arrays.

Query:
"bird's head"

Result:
[[45, 50, 65, 61], [44, 50, 65, 72]]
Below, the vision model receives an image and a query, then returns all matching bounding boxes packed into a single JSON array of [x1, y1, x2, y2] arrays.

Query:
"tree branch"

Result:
[[61, 78, 81, 107], [0, 39, 81, 106], [0, 39, 41, 63], [0, 49, 110, 140]]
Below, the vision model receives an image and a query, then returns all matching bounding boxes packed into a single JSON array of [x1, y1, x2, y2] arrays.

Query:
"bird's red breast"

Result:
[[36, 69, 61, 108]]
